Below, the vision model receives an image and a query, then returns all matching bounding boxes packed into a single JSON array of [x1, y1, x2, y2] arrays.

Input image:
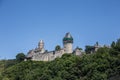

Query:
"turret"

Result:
[[63, 32, 73, 53], [38, 40, 45, 53]]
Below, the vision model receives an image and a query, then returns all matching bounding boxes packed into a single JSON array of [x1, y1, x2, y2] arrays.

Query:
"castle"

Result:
[[26, 33, 82, 61], [26, 32, 103, 61]]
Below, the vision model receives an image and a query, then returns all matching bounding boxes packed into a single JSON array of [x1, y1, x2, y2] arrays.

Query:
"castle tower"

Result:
[[63, 32, 73, 53], [38, 40, 45, 53]]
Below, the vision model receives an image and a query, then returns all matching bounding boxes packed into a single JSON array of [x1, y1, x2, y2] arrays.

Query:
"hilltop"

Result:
[[0, 39, 120, 80]]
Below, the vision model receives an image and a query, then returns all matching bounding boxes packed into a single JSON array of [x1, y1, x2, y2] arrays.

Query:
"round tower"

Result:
[[38, 40, 45, 53], [63, 32, 73, 53]]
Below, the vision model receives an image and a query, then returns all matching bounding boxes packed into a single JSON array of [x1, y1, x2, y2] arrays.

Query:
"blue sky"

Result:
[[0, 0, 120, 59]]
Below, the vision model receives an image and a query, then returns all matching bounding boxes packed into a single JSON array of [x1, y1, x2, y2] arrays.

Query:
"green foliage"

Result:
[[2, 51, 120, 80], [55, 45, 61, 51], [78, 48, 83, 50], [1, 39, 120, 80], [85, 45, 95, 54], [110, 38, 120, 56], [16, 53, 25, 62], [4, 59, 17, 69], [111, 41, 116, 48], [0, 60, 5, 72]]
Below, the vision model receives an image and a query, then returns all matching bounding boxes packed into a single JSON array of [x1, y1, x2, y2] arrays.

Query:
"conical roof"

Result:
[[40, 40, 44, 43], [65, 32, 72, 38], [38, 40, 44, 46], [63, 32, 73, 43]]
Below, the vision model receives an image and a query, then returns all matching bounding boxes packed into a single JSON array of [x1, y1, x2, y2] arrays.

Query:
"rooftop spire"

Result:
[[65, 32, 72, 38], [63, 32, 73, 44], [40, 40, 44, 43]]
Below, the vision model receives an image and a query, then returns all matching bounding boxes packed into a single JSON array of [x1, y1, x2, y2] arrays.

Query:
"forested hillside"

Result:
[[0, 39, 120, 80], [0, 60, 4, 79]]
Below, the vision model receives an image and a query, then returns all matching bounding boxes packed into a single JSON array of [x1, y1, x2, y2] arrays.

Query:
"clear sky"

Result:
[[0, 0, 120, 59]]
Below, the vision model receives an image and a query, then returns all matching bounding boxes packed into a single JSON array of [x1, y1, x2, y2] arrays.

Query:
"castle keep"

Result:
[[26, 33, 82, 61]]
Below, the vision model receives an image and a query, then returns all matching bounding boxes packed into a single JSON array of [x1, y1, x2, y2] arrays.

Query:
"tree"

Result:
[[5, 59, 17, 69], [85, 45, 95, 54], [55, 45, 61, 51], [16, 53, 25, 62], [96, 42, 99, 46], [97, 47, 109, 54], [79, 48, 83, 50], [110, 39, 120, 56], [76, 46, 83, 50], [111, 41, 116, 48], [115, 38, 120, 50]]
